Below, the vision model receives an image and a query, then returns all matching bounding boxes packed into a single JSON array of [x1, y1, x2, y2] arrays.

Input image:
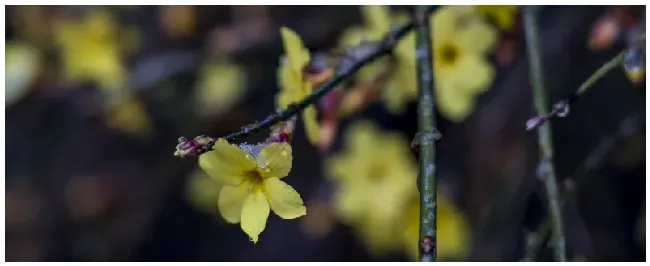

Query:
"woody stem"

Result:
[[414, 5, 438, 262]]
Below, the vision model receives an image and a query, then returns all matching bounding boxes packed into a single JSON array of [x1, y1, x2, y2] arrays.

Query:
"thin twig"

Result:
[[414, 5, 437, 262], [521, 114, 644, 261], [526, 33, 646, 131], [174, 22, 415, 158], [523, 6, 567, 262], [522, 221, 552, 262]]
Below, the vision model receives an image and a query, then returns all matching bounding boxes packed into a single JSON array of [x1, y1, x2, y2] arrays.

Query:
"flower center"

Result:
[[244, 170, 264, 192], [438, 43, 459, 66], [368, 164, 386, 183]]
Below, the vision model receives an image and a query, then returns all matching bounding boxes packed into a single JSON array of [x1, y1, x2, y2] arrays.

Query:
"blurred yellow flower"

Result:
[[338, 26, 388, 85], [195, 59, 246, 117], [186, 168, 223, 215], [53, 9, 126, 94], [105, 97, 152, 138], [338, 6, 497, 120], [475, 5, 519, 30], [338, 6, 393, 85], [430, 6, 497, 122], [199, 139, 305, 243], [5, 42, 40, 107], [276, 27, 320, 144], [338, 6, 418, 114], [325, 121, 418, 254], [402, 195, 470, 261]]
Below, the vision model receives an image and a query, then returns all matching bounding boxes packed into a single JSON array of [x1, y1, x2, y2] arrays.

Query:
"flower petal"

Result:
[[302, 105, 320, 145], [332, 184, 367, 224], [256, 142, 293, 179], [436, 81, 476, 123], [280, 27, 310, 73], [452, 55, 495, 94], [361, 5, 391, 38], [218, 184, 251, 223], [263, 177, 307, 219], [199, 139, 257, 186], [458, 18, 498, 54], [240, 186, 270, 243]]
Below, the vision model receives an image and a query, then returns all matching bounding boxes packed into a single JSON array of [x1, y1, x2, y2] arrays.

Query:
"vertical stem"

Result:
[[523, 6, 567, 262], [414, 5, 437, 262]]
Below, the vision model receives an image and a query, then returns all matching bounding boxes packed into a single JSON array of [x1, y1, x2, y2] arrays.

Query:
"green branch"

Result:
[[523, 6, 566, 262], [525, 33, 646, 131], [414, 5, 437, 262], [522, 114, 644, 261]]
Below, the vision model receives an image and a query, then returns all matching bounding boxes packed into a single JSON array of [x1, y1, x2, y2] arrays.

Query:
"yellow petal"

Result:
[[262, 177, 306, 219], [394, 31, 417, 63], [361, 5, 391, 38], [339, 26, 373, 47], [199, 139, 257, 186], [332, 184, 367, 224], [431, 6, 460, 41], [277, 64, 301, 93], [302, 105, 320, 145], [475, 5, 518, 30], [382, 62, 418, 114], [345, 120, 378, 154], [436, 81, 476, 123], [256, 142, 293, 179], [324, 153, 354, 183], [276, 89, 301, 110], [240, 186, 270, 243], [458, 18, 498, 54], [218, 183, 251, 223], [452, 55, 495, 94], [280, 27, 310, 73]]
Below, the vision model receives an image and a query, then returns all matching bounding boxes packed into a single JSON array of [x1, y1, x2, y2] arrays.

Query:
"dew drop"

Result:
[[554, 101, 570, 118]]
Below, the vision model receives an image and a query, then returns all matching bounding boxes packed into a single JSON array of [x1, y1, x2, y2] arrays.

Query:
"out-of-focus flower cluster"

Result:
[[318, 5, 518, 151], [325, 121, 469, 260], [6, 6, 249, 138]]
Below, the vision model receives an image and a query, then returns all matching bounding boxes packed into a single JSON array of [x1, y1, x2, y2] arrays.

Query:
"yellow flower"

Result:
[[349, 6, 496, 120], [199, 139, 306, 243], [53, 9, 126, 94], [325, 121, 418, 254], [195, 58, 246, 117], [338, 25, 388, 85], [276, 27, 320, 145], [5, 42, 40, 107], [105, 97, 152, 138], [337, 6, 417, 114], [475, 5, 519, 30], [430, 6, 497, 122], [402, 195, 470, 261]]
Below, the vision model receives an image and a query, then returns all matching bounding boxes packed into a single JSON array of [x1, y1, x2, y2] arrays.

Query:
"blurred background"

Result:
[[4, 5, 646, 262]]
